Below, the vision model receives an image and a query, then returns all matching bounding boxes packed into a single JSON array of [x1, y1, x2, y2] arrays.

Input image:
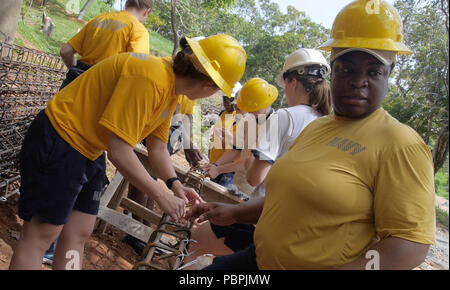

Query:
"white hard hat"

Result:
[[231, 82, 242, 98], [276, 48, 331, 88], [220, 82, 242, 99]]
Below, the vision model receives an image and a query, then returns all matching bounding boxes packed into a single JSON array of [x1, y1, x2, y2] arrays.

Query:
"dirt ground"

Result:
[[0, 152, 448, 270]]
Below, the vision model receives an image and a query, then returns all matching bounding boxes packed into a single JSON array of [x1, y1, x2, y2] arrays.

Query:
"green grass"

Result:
[[436, 207, 449, 228], [53, 0, 113, 21], [149, 30, 173, 56], [16, 1, 84, 54], [15, 1, 173, 56], [435, 158, 449, 200], [16, 21, 63, 54]]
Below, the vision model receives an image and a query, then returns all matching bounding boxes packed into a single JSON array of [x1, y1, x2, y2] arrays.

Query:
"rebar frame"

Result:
[[133, 168, 209, 270], [133, 214, 193, 270], [0, 42, 66, 200]]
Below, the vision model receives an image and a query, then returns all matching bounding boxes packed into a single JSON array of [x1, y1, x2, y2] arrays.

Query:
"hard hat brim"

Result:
[[330, 48, 397, 66], [276, 61, 331, 89], [318, 37, 413, 55], [185, 37, 232, 97], [276, 73, 286, 89]]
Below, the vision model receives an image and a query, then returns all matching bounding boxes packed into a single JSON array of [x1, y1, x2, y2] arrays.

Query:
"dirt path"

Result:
[[420, 195, 449, 270], [14, 32, 39, 50]]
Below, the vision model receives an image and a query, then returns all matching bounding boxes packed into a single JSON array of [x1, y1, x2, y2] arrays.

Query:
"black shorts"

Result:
[[18, 110, 106, 225], [210, 223, 255, 252], [59, 60, 92, 90]]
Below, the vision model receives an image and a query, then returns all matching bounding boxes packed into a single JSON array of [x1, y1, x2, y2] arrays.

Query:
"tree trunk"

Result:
[[42, 11, 55, 37], [171, 0, 179, 58], [0, 0, 23, 44], [432, 124, 449, 174], [77, 0, 94, 21]]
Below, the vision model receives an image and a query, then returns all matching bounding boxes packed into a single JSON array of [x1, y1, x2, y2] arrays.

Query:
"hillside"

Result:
[[15, 0, 173, 56]]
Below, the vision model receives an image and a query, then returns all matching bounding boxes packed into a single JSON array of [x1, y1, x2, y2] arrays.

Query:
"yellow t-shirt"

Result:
[[209, 110, 236, 164], [254, 108, 436, 270], [46, 53, 179, 161], [68, 11, 150, 65], [178, 95, 196, 115]]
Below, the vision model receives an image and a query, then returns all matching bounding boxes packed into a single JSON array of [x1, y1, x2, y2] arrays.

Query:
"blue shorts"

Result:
[[210, 223, 255, 252], [18, 110, 107, 225], [212, 172, 235, 188], [203, 245, 259, 270]]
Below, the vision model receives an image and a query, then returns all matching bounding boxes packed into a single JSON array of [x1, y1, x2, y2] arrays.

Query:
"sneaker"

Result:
[[42, 253, 54, 265]]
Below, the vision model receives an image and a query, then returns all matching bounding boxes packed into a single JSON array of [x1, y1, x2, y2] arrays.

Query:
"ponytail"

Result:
[[286, 72, 332, 116]]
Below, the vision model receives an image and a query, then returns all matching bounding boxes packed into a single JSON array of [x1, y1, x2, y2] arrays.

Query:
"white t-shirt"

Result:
[[250, 105, 322, 198]]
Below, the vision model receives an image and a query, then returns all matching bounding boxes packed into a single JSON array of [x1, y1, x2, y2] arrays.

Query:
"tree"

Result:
[[149, 0, 327, 97], [149, 0, 237, 56], [0, 0, 23, 44], [385, 0, 449, 173]]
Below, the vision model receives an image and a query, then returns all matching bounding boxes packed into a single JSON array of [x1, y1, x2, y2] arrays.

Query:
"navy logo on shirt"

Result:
[[90, 18, 126, 32], [93, 191, 103, 201], [326, 137, 367, 156]]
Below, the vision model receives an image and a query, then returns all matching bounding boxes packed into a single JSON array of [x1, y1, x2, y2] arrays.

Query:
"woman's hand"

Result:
[[154, 192, 187, 222], [184, 148, 203, 168], [186, 202, 237, 226], [206, 164, 221, 179], [172, 182, 204, 206]]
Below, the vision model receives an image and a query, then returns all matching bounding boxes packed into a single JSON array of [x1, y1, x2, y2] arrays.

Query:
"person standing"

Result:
[[185, 62, 331, 269], [10, 34, 247, 270], [42, 0, 153, 265], [59, 0, 152, 88], [189, 0, 435, 270]]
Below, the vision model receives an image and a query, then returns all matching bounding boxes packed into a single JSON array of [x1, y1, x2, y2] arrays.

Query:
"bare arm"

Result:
[[183, 114, 203, 167], [214, 149, 241, 166], [187, 196, 265, 225], [107, 133, 186, 221], [204, 149, 242, 179], [215, 154, 254, 175], [146, 135, 203, 205], [246, 157, 272, 187], [334, 237, 430, 270], [60, 43, 77, 69]]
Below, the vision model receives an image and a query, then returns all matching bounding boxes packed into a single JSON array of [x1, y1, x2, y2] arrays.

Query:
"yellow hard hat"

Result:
[[318, 0, 412, 54], [237, 78, 278, 113], [186, 34, 247, 98]]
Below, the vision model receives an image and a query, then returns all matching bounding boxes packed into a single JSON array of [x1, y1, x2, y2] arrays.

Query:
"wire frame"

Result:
[[0, 42, 67, 199]]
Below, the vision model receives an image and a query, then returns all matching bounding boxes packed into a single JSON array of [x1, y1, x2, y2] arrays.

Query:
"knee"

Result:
[[19, 228, 58, 253], [59, 226, 92, 245]]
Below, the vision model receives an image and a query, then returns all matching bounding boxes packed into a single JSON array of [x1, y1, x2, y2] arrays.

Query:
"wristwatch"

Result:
[[166, 177, 180, 190]]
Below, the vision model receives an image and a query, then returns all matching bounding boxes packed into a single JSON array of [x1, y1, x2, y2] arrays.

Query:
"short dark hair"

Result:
[[125, 0, 153, 10]]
